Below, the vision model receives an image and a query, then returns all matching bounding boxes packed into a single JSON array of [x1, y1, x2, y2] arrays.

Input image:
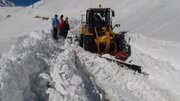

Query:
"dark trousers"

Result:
[[53, 27, 58, 39], [63, 30, 68, 38]]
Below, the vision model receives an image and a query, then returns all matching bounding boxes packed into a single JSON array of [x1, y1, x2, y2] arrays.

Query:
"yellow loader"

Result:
[[80, 7, 141, 73]]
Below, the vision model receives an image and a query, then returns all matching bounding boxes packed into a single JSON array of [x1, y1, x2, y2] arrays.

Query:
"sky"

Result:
[[10, 0, 40, 6]]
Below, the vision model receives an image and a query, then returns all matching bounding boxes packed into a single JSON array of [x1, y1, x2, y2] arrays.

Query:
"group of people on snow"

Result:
[[52, 14, 70, 40]]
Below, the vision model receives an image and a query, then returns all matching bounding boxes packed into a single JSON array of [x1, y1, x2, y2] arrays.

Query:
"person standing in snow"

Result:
[[52, 14, 59, 40], [58, 14, 65, 37], [63, 17, 70, 38]]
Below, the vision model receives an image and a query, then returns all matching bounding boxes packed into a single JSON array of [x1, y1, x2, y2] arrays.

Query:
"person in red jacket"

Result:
[[64, 17, 70, 38], [58, 14, 65, 37]]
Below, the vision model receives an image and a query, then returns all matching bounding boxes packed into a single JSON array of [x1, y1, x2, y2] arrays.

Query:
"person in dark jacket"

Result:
[[94, 14, 104, 36], [63, 17, 70, 38], [52, 14, 59, 40]]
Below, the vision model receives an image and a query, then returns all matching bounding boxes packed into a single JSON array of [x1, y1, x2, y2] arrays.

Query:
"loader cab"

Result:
[[86, 8, 115, 33]]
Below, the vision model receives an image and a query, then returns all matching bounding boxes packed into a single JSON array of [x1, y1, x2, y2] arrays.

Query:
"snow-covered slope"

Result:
[[0, 0, 180, 101], [0, 7, 22, 22], [116, 0, 180, 42], [0, 0, 14, 7]]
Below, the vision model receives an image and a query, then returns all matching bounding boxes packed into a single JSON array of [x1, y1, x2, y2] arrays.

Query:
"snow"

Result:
[[129, 33, 180, 70], [0, 31, 53, 101], [0, 0, 180, 101], [0, 7, 22, 22], [118, 0, 180, 42]]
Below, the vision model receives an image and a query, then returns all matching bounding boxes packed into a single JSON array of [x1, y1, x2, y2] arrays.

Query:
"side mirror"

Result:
[[113, 24, 121, 29], [112, 11, 115, 17]]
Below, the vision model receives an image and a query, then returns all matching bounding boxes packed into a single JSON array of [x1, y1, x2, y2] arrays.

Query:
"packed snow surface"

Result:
[[0, 7, 22, 22], [0, 0, 180, 101]]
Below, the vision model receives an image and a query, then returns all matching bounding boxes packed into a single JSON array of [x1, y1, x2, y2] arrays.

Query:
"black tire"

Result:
[[116, 33, 125, 51], [125, 44, 131, 60], [82, 35, 96, 53], [116, 33, 131, 60], [79, 34, 83, 47]]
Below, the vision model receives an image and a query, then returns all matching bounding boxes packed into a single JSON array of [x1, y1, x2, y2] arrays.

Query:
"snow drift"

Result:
[[0, 30, 175, 101]]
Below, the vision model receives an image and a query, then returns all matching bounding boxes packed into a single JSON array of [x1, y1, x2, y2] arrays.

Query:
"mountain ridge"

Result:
[[0, 0, 14, 7]]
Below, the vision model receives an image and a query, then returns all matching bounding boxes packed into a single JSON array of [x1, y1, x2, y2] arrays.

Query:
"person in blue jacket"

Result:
[[52, 14, 59, 40]]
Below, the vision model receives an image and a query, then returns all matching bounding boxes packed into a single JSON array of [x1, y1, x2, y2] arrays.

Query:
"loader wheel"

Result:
[[116, 33, 126, 51], [82, 35, 96, 53], [80, 34, 83, 47], [125, 44, 131, 60], [116, 33, 131, 60]]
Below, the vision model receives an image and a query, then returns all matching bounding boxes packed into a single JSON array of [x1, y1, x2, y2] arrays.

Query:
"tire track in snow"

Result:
[[75, 55, 110, 101]]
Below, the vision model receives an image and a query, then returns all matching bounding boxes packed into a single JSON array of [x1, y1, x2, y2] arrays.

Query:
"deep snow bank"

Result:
[[46, 49, 89, 101], [73, 43, 170, 101], [0, 31, 64, 101], [128, 33, 180, 101], [132, 47, 180, 101], [1, 0, 180, 55]]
